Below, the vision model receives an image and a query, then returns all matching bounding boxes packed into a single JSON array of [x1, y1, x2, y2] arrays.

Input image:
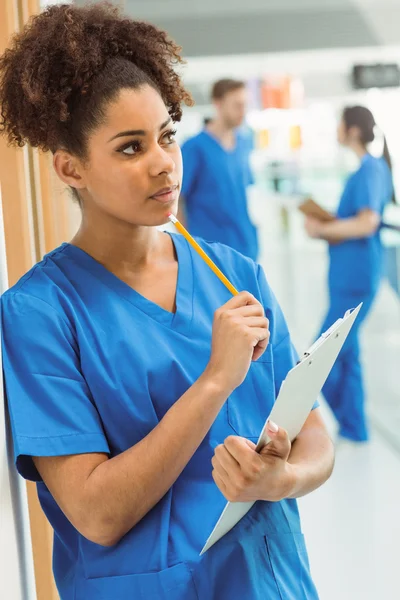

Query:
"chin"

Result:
[[153, 203, 178, 227], [155, 214, 172, 227]]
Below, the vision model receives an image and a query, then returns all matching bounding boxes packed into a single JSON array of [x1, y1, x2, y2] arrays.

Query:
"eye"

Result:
[[163, 129, 177, 144], [117, 140, 142, 156]]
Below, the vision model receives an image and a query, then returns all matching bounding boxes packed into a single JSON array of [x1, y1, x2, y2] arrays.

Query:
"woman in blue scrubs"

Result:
[[0, 4, 334, 599], [305, 106, 394, 442]]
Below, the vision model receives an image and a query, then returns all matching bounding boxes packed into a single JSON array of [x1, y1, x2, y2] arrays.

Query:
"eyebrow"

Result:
[[107, 117, 172, 143]]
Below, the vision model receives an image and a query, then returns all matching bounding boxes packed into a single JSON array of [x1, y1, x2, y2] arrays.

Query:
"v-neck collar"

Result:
[[203, 129, 238, 154], [60, 232, 194, 335]]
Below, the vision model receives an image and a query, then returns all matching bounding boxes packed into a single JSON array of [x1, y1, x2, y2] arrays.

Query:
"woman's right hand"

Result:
[[304, 216, 324, 239], [205, 291, 270, 395]]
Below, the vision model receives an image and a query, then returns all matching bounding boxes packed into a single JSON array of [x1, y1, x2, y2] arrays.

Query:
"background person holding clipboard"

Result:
[[303, 106, 394, 443]]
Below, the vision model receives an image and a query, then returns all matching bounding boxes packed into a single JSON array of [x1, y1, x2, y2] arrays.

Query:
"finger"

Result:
[[220, 291, 260, 310], [212, 469, 229, 497], [213, 444, 241, 477], [224, 436, 263, 479], [249, 328, 271, 361], [242, 317, 269, 329], [247, 327, 270, 347], [243, 439, 257, 451], [252, 336, 269, 361], [234, 304, 265, 318], [224, 436, 256, 467], [211, 453, 230, 480], [260, 421, 291, 461]]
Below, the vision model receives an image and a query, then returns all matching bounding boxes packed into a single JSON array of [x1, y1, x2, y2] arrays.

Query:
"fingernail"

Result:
[[267, 420, 279, 433]]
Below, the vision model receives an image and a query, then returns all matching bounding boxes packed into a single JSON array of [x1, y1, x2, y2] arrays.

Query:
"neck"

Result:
[[71, 210, 166, 273], [207, 117, 235, 147], [349, 141, 368, 160]]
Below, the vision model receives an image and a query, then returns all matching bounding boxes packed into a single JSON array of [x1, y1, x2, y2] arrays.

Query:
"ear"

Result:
[[348, 125, 361, 142], [53, 150, 86, 190], [213, 98, 223, 112]]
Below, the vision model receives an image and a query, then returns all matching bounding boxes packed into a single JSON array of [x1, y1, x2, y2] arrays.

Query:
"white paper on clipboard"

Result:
[[200, 303, 362, 555]]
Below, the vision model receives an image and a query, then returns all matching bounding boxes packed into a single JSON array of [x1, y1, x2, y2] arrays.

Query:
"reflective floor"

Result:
[[254, 190, 400, 600]]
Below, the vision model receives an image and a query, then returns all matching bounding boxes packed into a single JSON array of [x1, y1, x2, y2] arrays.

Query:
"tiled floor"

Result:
[[253, 190, 400, 600]]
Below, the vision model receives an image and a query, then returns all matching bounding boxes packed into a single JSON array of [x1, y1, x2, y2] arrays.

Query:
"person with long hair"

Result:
[[1, 4, 333, 599], [305, 105, 394, 443]]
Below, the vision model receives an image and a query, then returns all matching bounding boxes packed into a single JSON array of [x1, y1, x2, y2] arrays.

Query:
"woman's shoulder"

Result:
[[1, 244, 71, 318], [357, 154, 388, 176]]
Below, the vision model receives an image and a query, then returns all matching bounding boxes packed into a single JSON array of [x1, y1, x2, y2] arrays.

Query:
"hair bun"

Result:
[[0, 3, 192, 151]]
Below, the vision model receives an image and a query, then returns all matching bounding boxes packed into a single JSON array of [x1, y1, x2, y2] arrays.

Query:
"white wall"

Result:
[[0, 187, 36, 600]]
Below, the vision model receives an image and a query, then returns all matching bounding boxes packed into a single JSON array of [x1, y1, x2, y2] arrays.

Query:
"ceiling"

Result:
[[117, 0, 400, 57], [71, 1, 400, 103]]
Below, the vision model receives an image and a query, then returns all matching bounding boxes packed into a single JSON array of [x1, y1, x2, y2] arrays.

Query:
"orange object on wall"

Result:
[[281, 76, 292, 109], [289, 124, 302, 149], [258, 129, 270, 149], [261, 82, 282, 109]]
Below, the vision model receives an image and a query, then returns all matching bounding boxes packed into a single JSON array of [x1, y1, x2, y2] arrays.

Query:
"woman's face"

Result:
[[73, 85, 182, 227], [337, 118, 348, 146]]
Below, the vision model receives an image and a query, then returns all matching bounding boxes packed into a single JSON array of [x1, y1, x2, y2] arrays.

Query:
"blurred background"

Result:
[[1, 1, 400, 599]]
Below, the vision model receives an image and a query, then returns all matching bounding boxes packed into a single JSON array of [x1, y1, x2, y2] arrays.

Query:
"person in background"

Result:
[[305, 105, 394, 443], [180, 79, 259, 260]]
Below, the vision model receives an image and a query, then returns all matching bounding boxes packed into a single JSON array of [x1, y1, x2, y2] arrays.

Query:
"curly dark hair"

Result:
[[0, 2, 193, 158]]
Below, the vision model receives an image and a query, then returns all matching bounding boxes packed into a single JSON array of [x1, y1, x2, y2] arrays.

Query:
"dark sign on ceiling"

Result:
[[352, 63, 400, 89]]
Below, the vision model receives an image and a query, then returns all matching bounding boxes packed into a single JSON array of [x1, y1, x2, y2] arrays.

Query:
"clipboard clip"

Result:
[[300, 317, 343, 362]]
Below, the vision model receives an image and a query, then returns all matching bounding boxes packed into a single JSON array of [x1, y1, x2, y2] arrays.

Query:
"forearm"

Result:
[[286, 423, 334, 499], [85, 372, 227, 544], [320, 216, 377, 243]]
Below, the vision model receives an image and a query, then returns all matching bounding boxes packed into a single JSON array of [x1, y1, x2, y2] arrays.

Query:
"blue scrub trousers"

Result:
[[319, 290, 376, 442]]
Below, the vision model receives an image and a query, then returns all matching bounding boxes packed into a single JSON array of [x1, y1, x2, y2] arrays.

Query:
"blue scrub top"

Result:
[[2, 234, 318, 600], [329, 154, 393, 295], [181, 130, 259, 261]]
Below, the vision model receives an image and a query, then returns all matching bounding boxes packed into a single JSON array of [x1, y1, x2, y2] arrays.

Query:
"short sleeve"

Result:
[[237, 132, 255, 187], [1, 292, 110, 481], [353, 165, 381, 214], [255, 265, 318, 409], [181, 139, 202, 201], [242, 155, 255, 188], [244, 146, 255, 187]]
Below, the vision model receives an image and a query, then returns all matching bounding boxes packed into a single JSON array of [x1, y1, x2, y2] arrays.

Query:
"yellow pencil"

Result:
[[168, 213, 239, 296]]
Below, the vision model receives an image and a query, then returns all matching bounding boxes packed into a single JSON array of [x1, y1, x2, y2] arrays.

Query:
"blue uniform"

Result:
[[2, 234, 318, 599], [181, 130, 259, 260], [320, 154, 393, 441]]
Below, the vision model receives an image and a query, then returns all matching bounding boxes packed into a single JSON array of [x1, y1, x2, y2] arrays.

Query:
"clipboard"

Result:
[[200, 304, 362, 555], [298, 198, 336, 222]]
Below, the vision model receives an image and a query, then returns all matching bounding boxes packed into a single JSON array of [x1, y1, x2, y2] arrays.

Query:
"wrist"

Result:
[[283, 463, 301, 500], [316, 223, 328, 239], [201, 364, 235, 397], [197, 369, 231, 402]]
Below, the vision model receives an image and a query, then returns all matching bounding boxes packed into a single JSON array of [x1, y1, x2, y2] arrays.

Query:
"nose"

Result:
[[148, 143, 175, 178]]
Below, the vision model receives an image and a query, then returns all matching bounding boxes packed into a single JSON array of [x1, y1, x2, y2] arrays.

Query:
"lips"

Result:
[[150, 185, 179, 203]]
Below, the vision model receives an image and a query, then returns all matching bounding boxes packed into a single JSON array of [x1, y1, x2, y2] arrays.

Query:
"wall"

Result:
[[0, 186, 36, 600]]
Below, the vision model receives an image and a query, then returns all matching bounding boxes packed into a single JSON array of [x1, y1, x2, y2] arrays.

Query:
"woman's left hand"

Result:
[[211, 422, 295, 503], [305, 216, 324, 239]]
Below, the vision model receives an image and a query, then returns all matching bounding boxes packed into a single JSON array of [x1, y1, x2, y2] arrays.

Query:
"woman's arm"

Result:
[[305, 209, 380, 244], [286, 408, 334, 498], [211, 408, 334, 503], [33, 291, 269, 547], [34, 373, 228, 547]]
